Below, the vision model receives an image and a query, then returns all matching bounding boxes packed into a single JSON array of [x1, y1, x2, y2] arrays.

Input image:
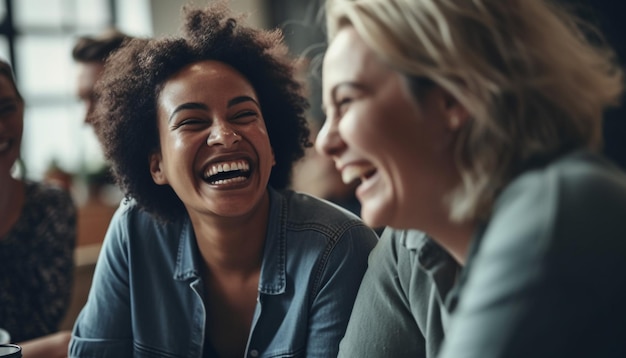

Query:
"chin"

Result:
[[360, 204, 393, 230]]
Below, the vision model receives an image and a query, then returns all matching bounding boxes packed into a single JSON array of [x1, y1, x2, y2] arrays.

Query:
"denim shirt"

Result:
[[69, 188, 378, 358]]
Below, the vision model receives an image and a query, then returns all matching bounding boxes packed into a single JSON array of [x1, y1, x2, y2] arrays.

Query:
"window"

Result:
[[0, 0, 151, 188]]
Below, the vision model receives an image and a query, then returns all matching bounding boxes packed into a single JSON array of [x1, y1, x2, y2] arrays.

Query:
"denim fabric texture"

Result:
[[69, 188, 378, 358]]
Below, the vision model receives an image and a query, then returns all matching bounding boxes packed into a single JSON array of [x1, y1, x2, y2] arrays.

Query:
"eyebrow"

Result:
[[168, 96, 260, 123], [228, 95, 259, 108], [169, 102, 208, 123], [321, 82, 361, 114]]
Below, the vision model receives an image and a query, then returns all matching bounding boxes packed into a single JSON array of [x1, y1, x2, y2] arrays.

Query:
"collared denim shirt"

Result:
[[69, 188, 378, 358]]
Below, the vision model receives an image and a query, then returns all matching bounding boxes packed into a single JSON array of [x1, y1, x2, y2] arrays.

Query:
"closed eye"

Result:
[[336, 97, 353, 116], [232, 110, 259, 123], [172, 118, 207, 130]]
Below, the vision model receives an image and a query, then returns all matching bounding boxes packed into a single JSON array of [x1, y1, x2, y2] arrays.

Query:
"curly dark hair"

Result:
[[91, 2, 311, 222]]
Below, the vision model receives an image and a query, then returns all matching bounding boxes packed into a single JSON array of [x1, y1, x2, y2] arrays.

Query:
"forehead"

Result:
[[160, 60, 258, 103], [323, 26, 391, 90]]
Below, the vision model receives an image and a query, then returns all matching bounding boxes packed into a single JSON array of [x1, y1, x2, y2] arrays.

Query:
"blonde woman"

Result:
[[317, 0, 626, 357]]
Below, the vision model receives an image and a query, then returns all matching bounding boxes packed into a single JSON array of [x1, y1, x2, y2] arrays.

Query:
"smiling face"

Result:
[[0, 74, 24, 177], [150, 60, 275, 222], [316, 26, 462, 230]]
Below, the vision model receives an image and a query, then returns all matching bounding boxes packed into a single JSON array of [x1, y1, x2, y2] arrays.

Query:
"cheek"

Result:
[[338, 109, 380, 155], [340, 101, 410, 158], [173, 136, 188, 151], [159, 132, 199, 169]]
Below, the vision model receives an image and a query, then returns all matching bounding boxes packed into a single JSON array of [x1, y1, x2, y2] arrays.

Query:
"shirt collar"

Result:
[[257, 187, 287, 295], [174, 217, 200, 281], [171, 188, 288, 296]]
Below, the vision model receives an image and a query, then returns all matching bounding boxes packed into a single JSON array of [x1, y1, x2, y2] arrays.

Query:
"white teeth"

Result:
[[205, 160, 250, 178], [212, 176, 247, 185], [341, 164, 375, 185]]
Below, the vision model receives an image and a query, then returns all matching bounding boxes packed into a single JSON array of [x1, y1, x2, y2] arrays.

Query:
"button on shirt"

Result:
[[69, 188, 378, 358]]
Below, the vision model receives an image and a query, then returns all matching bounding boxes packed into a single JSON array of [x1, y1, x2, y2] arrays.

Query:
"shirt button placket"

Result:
[[249, 349, 259, 357]]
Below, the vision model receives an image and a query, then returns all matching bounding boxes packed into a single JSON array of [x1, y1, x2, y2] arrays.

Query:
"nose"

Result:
[[315, 116, 345, 158], [206, 121, 241, 148]]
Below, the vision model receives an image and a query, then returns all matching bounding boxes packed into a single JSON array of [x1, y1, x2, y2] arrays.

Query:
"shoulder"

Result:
[[280, 189, 367, 230], [495, 150, 626, 222], [273, 189, 378, 250], [26, 181, 76, 212], [24, 181, 76, 223], [107, 199, 183, 241], [484, 150, 626, 260]]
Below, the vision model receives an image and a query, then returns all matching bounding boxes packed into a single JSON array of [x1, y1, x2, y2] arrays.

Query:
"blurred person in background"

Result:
[[0, 59, 76, 357], [291, 117, 361, 216], [67, 28, 135, 204], [72, 28, 134, 125]]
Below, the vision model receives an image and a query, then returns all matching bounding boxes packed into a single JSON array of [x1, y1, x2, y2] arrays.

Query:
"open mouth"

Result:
[[341, 164, 377, 186], [203, 159, 251, 185]]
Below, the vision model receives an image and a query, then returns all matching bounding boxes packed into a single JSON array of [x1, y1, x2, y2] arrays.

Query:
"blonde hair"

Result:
[[326, 0, 624, 222]]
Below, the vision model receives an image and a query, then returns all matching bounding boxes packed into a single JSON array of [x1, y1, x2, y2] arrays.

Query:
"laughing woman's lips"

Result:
[[340, 162, 376, 185], [203, 159, 251, 185]]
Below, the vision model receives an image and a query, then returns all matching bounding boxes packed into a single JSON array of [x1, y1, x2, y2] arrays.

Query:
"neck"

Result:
[[189, 192, 270, 275], [406, 204, 476, 266], [428, 220, 475, 266]]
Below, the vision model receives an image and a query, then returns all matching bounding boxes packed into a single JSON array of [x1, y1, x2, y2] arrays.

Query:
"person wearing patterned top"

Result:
[[0, 59, 77, 357]]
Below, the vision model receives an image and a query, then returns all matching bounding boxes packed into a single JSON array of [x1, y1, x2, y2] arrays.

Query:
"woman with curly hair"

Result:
[[317, 0, 626, 357], [69, 3, 377, 357]]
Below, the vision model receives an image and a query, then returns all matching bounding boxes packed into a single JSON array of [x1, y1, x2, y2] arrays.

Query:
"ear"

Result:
[[441, 89, 470, 131], [271, 148, 276, 167], [149, 152, 168, 185]]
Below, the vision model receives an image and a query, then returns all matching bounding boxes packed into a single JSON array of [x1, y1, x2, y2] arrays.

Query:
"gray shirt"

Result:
[[338, 228, 460, 357], [441, 150, 626, 358]]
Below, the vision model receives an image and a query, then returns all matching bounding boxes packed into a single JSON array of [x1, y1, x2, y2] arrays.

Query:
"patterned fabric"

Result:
[[0, 181, 77, 342]]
